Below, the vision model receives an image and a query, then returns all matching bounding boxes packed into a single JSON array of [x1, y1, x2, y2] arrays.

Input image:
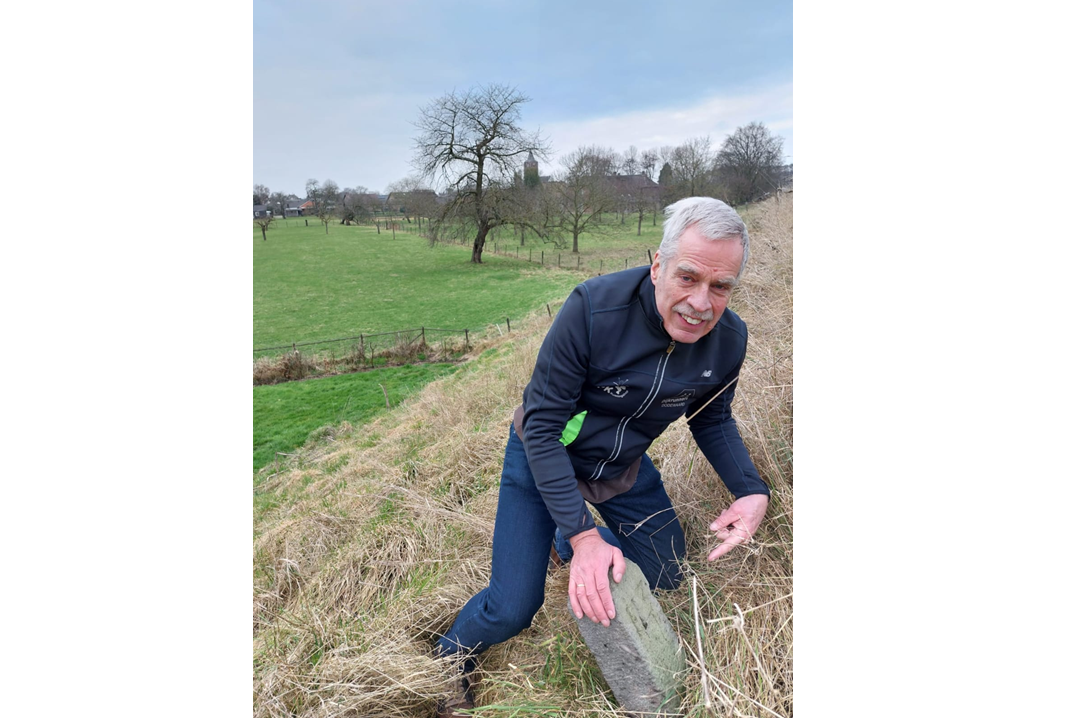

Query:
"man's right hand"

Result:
[[566, 529, 626, 627]]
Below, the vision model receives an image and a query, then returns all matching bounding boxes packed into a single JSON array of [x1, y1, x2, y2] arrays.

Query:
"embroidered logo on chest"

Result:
[[660, 388, 696, 408], [597, 378, 631, 399]]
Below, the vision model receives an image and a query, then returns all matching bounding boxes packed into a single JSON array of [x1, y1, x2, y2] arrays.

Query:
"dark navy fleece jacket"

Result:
[[520, 266, 770, 539]]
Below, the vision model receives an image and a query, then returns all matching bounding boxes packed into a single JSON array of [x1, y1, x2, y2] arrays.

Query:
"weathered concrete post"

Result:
[[569, 559, 686, 715]]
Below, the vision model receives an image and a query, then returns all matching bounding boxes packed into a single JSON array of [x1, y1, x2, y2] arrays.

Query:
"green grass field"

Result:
[[254, 220, 585, 351], [253, 363, 460, 471]]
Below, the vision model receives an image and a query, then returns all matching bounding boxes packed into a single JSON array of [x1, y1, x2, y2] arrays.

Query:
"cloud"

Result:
[[540, 83, 793, 169]]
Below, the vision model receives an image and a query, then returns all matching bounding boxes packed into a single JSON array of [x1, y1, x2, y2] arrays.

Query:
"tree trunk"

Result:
[[375, 220, 380, 234], [261, 227, 267, 241], [637, 213, 642, 236], [471, 225, 490, 263], [520, 224, 525, 246], [572, 230, 579, 254]]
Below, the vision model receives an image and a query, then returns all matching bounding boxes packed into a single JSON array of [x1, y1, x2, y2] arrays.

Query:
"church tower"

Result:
[[524, 151, 540, 188]]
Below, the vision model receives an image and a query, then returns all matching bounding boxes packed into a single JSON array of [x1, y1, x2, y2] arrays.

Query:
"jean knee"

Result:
[[497, 599, 543, 640]]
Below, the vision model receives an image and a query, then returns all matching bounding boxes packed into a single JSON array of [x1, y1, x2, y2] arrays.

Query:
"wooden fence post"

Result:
[[465, 328, 469, 350], [547, 303, 552, 317], [506, 318, 511, 333]]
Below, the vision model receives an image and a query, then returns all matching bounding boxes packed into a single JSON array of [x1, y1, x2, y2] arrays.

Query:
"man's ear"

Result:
[[650, 254, 661, 282]]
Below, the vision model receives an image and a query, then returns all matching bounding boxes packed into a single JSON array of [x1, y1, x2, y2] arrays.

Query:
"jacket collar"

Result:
[[637, 271, 671, 339]]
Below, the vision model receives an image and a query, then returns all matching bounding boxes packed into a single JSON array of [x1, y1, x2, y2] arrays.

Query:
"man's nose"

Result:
[[688, 284, 710, 311]]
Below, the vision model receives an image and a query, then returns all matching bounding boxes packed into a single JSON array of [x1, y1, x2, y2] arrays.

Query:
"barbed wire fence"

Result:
[[484, 237, 654, 276], [253, 311, 554, 386]]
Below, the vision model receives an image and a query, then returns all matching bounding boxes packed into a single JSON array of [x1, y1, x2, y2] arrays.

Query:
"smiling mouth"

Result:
[[679, 313, 703, 326]]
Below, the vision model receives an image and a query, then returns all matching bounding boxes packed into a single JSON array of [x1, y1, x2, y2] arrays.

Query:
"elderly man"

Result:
[[435, 197, 770, 716]]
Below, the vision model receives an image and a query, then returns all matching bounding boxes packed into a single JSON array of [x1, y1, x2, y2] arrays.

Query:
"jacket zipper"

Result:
[[589, 340, 676, 480]]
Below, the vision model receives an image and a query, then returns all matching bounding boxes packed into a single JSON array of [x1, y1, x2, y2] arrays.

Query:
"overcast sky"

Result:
[[254, 0, 792, 197]]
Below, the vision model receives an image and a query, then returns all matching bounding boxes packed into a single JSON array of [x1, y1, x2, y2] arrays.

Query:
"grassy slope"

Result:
[[253, 363, 460, 471], [252, 196, 792, 716]]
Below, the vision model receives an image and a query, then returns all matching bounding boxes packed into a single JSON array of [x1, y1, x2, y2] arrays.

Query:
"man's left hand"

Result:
[[708, 494, 769, 561]]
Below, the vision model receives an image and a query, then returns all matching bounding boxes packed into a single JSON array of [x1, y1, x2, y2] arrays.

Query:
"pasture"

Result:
[[254, 220, 585, 353], [253, 363, 460, 472]]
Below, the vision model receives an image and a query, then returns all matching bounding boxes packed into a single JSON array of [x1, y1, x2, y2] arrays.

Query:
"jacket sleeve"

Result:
[[520, 286, 596, 539], [686, 340, 771, 499]]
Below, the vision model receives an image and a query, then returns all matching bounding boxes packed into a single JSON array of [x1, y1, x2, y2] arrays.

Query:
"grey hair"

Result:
[[657, 197, 750, 281]]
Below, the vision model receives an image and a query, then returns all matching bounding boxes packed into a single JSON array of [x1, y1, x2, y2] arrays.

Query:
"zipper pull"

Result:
[[666, 341, 675, 354]]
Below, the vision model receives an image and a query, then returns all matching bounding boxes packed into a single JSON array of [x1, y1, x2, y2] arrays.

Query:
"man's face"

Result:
[[650, 225, 743, 344]]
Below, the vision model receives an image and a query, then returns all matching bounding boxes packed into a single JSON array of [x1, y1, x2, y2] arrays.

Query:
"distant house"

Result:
[[386, 189, 437, 213], [354, 193, 385, 212], [253, 204, 272, 218], [284, 197, 313, 217], [608, 173, 661, 204]]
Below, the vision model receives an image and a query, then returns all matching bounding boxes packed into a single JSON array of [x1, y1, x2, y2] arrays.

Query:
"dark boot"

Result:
[[435, 672, 475, 718]]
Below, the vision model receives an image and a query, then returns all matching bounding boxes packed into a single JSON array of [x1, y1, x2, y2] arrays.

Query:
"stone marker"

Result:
[[569, 559, 686, 715]]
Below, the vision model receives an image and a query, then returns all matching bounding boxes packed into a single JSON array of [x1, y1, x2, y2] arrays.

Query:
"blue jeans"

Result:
[[436, 424, 686, 669]]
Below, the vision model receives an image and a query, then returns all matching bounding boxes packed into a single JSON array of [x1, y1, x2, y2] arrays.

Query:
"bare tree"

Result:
[[304, 179, 339, 234], [628, 181, 655, 236], [640, 148, 659, 181], [619, 145, 640, 176], [339, 186, 372, 225], [254, 213, 275, 241], [304, 178, 321, 214], [268, 191, 289, 219], [413, 84, 550, 263], [386, 175, 438, 233], [254, 183, 270, 206], [668, 136, 714, 197], [715, 122, 786, 205], [318, 181, 338, 234], [551, 146, 618, 254]]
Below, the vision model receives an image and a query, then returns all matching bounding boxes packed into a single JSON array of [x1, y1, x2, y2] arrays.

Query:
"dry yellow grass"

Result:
[[253, 192, 793, 717]]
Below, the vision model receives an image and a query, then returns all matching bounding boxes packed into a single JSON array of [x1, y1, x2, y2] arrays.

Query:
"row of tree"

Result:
[[411, 84, 788, 263], [255, 84, 789, 262]]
